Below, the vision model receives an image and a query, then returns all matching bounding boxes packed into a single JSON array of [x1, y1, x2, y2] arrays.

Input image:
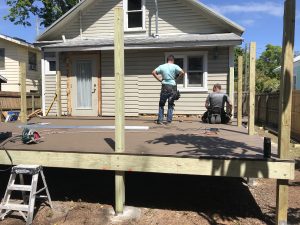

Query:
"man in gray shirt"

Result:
[[202, 83, 232, 124]]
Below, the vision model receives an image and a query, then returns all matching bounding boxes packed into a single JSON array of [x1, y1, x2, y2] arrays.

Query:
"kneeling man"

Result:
[[202, 84, 232, 124]]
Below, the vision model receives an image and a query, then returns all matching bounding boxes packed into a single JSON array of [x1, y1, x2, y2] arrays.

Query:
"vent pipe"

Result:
[[154, 0, 159, 38]]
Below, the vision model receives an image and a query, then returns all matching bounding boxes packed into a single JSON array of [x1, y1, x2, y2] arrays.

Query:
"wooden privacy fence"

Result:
[[255, 90, 300, 142], [0, 91, 41, 113]]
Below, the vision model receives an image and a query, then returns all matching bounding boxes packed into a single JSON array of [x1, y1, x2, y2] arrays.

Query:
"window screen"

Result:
[[127, 0, 143, 28], [28, 52, 37, 71]]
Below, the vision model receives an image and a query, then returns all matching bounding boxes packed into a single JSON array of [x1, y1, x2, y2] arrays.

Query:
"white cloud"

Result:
[[209, 2, 284, 17], [240, 19, 255, 26]]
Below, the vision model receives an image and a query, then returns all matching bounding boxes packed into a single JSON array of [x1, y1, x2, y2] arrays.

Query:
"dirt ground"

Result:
[[0, 125, 299, 225]]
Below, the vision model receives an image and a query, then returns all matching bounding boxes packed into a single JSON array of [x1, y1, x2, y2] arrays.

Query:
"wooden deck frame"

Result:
[[0, 150, 294, 180]]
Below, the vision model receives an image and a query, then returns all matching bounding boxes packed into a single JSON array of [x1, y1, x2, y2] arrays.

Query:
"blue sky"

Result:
[[0, 0, 299, 55]]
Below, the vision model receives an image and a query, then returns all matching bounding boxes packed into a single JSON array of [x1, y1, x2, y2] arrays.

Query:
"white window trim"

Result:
[[44, 57, 57, 75], [165, 51, 208, 92], [123, 0, 146, 32]]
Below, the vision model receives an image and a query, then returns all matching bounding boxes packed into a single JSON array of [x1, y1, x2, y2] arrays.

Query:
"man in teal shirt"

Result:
[[152, 55, 184, 124]]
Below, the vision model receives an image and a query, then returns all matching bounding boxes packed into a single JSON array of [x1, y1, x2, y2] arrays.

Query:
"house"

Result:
[[275, 55, 300, 90], [294, 55, 300, 90], [0, 34, 41, 93], [36, 0, 244, 117]]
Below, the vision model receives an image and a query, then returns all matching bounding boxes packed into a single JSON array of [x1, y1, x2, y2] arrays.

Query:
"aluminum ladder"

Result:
[[0, 165, 53, 225]]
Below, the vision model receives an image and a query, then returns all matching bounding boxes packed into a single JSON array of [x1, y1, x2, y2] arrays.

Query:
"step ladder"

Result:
[[0, 165, 53, 225]]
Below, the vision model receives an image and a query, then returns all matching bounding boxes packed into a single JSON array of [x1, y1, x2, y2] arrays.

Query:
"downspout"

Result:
[[154, 0, 159, 38]]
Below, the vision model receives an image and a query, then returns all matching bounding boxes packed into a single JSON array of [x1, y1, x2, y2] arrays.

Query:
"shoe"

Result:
[[156, 120, 163, 125]]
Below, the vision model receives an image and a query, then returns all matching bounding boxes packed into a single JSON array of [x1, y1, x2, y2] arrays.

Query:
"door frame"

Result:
[[67, 52, 101, 116]]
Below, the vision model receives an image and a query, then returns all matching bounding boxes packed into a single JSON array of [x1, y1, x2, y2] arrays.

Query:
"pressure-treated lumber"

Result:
[[248, 42, 256, 135], [56, 71, 62, 117], [46, 94, 57, 116], [237, 56, 243, 127], [19, 62, 27, 123], [276, 1, 295, 225], [114, 7, 125, 214], [0, 150, 295, 180]]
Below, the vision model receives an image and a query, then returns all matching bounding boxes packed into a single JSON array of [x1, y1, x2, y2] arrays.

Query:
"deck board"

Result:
[[0, 117, 278, 160]]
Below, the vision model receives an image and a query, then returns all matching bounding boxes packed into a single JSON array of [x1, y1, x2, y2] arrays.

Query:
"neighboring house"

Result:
[[275, 55, 300, 90], [294, 55, 300, 90], [36, 0, 244, 116], [0, 34, 41, 93]]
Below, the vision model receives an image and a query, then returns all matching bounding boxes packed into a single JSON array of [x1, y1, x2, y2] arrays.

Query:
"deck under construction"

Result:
[[0, 118, 295, 180]]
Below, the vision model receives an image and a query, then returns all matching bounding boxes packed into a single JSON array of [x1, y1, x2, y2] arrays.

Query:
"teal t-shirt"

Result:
[[155, 63, 182, 86]]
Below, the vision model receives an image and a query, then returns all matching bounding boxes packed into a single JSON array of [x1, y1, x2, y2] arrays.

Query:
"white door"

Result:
[[72, 58, 98, 116]]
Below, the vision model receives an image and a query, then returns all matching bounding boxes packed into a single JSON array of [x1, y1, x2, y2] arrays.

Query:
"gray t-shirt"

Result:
[[206, 92, 231, 109]]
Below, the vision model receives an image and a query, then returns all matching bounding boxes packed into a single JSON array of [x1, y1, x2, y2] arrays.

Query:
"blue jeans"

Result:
[[157, 84, 176, 123]]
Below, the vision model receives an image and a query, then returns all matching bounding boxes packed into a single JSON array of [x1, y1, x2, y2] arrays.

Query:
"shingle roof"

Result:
[[0, 34, 40, 51], [42, 33, 243, 50]]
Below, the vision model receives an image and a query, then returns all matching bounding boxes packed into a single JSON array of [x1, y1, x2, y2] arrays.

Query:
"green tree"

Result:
[[255, 44, 282, 93], [4, 0, 78, 27], [256, 44, 282, 79]]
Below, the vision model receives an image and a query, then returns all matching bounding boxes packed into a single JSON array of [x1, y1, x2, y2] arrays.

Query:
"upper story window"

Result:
[[28, 51, 37, 71], [44, 52, 57, 75], [166, 51, 208, 92], [124, 0, 145, 31], [0, 48, 5, 69]]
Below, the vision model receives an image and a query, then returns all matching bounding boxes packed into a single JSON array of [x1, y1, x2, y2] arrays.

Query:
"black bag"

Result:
[[173, 89, 181, 100]]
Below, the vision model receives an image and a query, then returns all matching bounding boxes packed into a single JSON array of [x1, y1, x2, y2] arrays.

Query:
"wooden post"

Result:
[[237, 56, 243, 126], [248, 42, 256, 135], [56, 71, 62, 117], [31, 95, 35, 112], [56, 52, 62, 117], [276, 0, 295, 224], [114, 7, 125, 215], [244, 43, 248, 92], [19, 62, 27, 123], [228, 46, 235, 117]]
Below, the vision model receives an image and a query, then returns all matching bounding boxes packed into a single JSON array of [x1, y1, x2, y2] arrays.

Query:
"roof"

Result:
[[0, 34, 40, 51], [37, 0, 244, 41], [42, 33, 243, 51], [0, 75, 8, 83]]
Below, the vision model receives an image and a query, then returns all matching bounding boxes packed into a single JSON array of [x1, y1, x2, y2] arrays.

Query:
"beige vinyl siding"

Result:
[[44, 74, 57, 115], [0, 39, 41, 93], [145, 0, 226, 36], [101, 50, 139, 116], [47, 0, 123, 40], [42, 0, 228, 41], [18, 47, 41, 93], [0, 40, 20, 92], [101, 47, 228, 116], [44, 53, 68, 116]]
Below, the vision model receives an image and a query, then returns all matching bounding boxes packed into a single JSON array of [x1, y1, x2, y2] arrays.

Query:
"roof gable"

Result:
[[37, 0, 244, 42]]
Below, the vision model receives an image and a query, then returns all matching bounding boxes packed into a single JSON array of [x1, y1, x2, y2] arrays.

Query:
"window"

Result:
[[166, 52, 208, 92], [0, 48, 4, 69], [28, 52, 37, 71], [44, 52, 57, 74], [124, 0, 145, 31]]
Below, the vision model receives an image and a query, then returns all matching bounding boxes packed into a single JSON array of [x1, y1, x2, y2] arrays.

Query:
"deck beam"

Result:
[[0, 150, 294, 180]]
